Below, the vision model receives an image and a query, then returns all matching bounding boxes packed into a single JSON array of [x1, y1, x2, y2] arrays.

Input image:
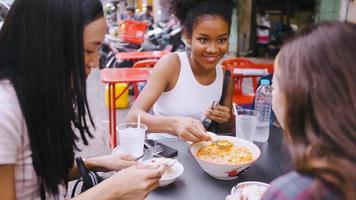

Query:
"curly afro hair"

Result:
[[169, 0, 234, 36]]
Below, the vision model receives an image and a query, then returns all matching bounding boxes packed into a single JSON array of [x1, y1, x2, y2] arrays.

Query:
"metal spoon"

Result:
[[209, 132, 233, 150]]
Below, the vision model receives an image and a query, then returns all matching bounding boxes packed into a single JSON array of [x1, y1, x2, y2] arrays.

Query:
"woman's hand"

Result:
[[173, 116, 211, 142], [86, 153, 137, 172], [75, 163, 165, 200], [205, 104, 231, 124], [110, 163, 165, 200]]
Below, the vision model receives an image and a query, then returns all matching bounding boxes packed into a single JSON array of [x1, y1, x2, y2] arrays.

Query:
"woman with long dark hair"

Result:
[[228, 21, 356, 200], [0, 0, 164, 199]]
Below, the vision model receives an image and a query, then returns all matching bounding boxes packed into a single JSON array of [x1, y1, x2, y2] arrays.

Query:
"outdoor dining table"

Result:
[[100, 68, 152, 148], [147, 127, 293, 200]]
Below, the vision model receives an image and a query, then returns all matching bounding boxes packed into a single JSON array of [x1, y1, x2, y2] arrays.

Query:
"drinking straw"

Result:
[[137, 114, 141, 129], [232, 103, 238, 116]]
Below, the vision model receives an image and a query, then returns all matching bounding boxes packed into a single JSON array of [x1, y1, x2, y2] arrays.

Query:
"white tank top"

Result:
[[153, 52, 223, 121]]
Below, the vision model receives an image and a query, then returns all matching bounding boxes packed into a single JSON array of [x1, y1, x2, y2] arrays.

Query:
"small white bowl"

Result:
[[231, 181, 270, 199], [190, 135, 261, 180], [145, 158, 184, 187]]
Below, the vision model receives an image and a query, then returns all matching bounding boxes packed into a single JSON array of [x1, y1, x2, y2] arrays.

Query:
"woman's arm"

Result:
[[72, 164, 165, 200], [68, 153, 137, 181], [126, 54, 210, 142], [127, 54, 179, 134], [0, 165, 16, 200]]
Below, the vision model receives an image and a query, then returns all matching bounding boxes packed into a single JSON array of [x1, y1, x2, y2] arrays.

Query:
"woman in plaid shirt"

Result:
[[263, 22, 356, 200]]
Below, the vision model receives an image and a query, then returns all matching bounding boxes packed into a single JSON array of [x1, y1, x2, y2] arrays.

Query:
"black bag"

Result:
[[71, 157, 103, 197], [207, 70, 231, 133]]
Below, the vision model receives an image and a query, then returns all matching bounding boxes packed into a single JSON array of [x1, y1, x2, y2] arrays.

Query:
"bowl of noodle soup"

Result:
[[190, 135, 260, 180]]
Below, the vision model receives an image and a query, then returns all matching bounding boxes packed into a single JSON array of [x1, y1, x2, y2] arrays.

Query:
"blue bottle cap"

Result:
[[261, 79, 270, 85]]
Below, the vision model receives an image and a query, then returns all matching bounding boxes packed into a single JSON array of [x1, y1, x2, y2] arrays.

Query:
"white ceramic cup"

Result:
[[117, 123, 147, 158]]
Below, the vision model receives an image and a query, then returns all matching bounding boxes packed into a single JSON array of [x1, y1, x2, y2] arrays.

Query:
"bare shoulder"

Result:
[[151, 53, 180, 78]]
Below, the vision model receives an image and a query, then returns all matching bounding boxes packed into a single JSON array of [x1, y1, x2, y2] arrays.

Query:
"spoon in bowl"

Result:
[[209, 132, 233, 150]]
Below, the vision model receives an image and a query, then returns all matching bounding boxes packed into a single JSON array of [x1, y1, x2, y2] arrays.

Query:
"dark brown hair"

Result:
[[277, 21, 356, 200]]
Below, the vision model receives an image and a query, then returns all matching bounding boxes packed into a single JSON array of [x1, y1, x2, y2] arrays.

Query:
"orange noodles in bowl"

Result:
[[191, 135, 260, 180], [197, 142, 253, 165]]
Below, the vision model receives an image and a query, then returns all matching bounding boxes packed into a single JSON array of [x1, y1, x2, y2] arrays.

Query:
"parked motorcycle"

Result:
[[146, 21, 185, 52], [102, 21, 185, 68]]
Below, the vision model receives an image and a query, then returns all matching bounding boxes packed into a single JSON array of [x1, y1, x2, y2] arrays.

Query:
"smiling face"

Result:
[[83, 17, 107, 78], [186, 15, 229, 71], [271, 56, 287, 129]]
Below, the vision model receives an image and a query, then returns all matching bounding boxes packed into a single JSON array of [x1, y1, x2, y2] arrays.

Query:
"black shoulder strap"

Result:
[[76, 157, 96, 193], [71, 157, 103, 197], [76, 157, 90, 182], [219, 69, 231, 105], [207, 69, 230, 133], [71, 179, 83, 197]]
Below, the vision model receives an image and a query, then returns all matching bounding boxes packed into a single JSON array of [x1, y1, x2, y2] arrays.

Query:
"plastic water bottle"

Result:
[[254, 79, 272, 142]]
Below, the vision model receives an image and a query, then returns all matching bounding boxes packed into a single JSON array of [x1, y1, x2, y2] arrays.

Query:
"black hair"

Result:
[[126, 7, 135, 13], [0, 0, 103, 198], [169, 0, 234, 36], [146, 5, 153, 11]]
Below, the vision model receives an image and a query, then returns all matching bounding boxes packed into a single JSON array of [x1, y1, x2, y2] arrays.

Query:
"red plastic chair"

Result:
[[222, 57, 274, 107], [132, 59, 158, 98]]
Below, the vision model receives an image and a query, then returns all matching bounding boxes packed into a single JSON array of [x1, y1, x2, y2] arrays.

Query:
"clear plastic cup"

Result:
[[117, 123, 147, 158], [235, 109, 258, 141]]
